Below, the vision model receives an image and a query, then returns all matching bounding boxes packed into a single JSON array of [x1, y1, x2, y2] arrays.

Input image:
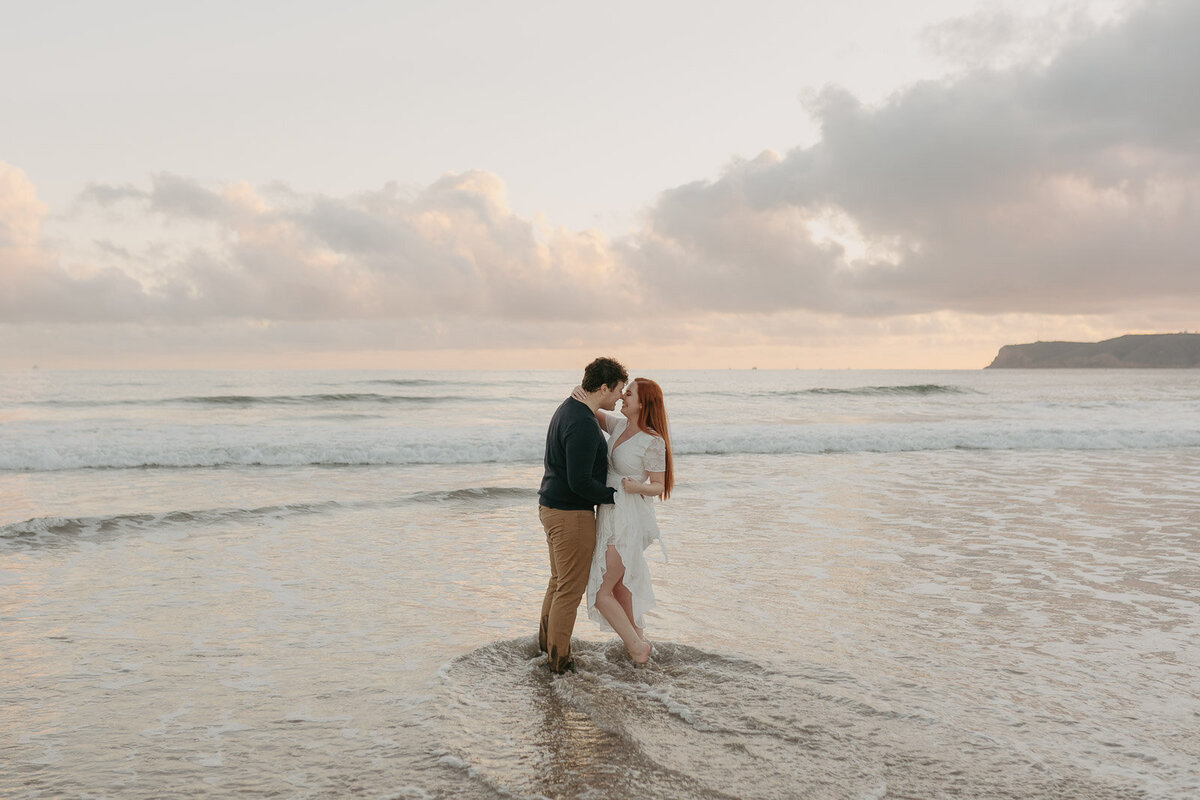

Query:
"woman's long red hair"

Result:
[[634, 378, 673, 500]]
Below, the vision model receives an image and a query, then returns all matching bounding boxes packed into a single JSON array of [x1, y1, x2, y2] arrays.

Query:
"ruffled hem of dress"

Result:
[[585, 536, 657, 630], [586, 562, 656, 630]]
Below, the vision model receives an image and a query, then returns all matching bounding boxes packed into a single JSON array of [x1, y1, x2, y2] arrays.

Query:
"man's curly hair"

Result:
[[581, 357, 628, 392]]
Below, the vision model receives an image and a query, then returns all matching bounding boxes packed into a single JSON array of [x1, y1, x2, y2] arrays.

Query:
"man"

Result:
[[537, 356, 628, 673]]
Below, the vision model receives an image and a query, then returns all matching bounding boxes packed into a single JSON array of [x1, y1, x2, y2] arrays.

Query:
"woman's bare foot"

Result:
[[630, 639, 651, 666]]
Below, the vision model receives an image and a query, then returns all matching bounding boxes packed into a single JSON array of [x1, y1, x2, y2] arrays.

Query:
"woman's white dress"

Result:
[[586, 413, 668, 630]]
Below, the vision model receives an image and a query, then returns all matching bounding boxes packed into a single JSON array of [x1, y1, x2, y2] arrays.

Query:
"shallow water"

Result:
[[3, 370, 1199, 798]]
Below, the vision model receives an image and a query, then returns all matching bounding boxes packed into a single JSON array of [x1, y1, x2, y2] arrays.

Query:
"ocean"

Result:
[[2, 368, 1198, 799]]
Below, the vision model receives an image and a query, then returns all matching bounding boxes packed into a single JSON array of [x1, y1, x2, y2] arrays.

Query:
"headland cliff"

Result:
[[986, 333, 1200, 368]]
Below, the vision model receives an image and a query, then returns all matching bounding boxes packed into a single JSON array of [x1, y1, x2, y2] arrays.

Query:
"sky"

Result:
[[2, 0, 1197, 370]]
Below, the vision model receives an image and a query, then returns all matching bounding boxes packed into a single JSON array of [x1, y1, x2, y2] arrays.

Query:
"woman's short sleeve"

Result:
[[644, 435, 667, 472], [601, 411, 621, 435]]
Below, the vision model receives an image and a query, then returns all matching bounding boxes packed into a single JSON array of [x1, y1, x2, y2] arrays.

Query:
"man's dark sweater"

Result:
[[538, 397, 617, 510]]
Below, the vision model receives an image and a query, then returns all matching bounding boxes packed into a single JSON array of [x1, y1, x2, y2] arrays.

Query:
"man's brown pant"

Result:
[[538, 506, 597, 673]]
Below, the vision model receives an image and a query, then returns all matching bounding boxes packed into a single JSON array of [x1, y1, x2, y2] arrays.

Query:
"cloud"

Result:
[[1, 163, 152, 323], [149, 173, 233, 221], [177, 170, 637, 323], [919, 4, 1101, 72], [631, 0, 1200, 317], [76, 182, 148, 208], [3, 166, 634, 326], [0, 164, 45, 253]]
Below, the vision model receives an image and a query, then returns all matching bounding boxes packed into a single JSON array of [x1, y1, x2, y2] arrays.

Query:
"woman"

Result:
[[574, 377, 673, 666]]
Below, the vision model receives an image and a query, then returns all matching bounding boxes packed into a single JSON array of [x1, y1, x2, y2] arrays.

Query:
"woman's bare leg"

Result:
[[594, 546, 651, 664], [610, 580, 644, 641]]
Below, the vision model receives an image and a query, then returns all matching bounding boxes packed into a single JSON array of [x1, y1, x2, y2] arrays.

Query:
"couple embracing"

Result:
[[537, 357, 674, 674]]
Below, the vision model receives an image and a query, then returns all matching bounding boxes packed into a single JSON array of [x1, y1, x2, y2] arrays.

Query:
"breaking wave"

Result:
[[3, 422, 1197, 472], [0, 486, 537, 547], [28, 392, 482, 408]]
